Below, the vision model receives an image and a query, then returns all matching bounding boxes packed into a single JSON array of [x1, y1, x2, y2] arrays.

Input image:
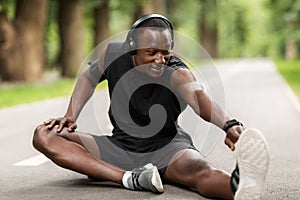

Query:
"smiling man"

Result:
[[33, 14, 269, 200]]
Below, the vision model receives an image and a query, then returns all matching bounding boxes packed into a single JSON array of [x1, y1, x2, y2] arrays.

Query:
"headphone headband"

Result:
[[126, 14, 174, 54], [130, 14, 173, 31]]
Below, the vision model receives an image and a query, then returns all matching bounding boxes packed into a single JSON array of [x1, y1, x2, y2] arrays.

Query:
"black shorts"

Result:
[[92, 130, 198, 176]]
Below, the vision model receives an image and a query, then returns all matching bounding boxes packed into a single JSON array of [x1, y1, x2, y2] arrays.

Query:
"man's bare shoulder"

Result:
[[170, 68, 196, 86]]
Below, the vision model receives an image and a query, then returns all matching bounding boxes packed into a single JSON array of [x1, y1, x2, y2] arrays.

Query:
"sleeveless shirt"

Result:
[[90, 42, 190, 153]]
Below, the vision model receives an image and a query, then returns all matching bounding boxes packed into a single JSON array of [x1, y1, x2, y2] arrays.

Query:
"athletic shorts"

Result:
[[92, 131, 198, 176]]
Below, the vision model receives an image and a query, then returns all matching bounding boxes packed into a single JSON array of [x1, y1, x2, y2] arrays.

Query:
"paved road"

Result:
[[1, 58, 300, 199]]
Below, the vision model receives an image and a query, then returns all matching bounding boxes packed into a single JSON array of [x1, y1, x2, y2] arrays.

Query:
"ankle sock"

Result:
[[122, 171, 132, 189]]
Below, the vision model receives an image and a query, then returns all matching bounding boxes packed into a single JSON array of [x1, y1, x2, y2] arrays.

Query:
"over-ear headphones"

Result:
[[125, 14, 174, 55]]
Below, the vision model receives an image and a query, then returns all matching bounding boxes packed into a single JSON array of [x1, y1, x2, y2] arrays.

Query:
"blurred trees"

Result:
[[0, 0, 48, 81], [266, 0, 300, 60], [199, 0, 218, 58], [0, 0, 299, 82], [93, 0, 109, 45], [58, 0, 85, 77], [218, 0, 248, 57]]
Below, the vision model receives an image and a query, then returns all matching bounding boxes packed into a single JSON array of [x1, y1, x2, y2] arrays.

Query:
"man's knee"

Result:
[[32, 124, 53, 152], [170, 152, 211, 180], [186, 158, 213, 180]]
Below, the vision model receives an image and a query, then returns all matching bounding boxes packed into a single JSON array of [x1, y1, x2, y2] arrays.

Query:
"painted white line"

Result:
[[14, 154, 50, 166]]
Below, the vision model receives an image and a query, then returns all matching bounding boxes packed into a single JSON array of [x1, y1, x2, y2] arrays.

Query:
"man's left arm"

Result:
[[170, 68, 244, 151]]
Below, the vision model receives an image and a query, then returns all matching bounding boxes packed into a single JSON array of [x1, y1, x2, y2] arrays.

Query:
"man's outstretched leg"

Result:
[[163, 128, 269, 199], [32, 124, 163, 193], [163, 149, 233, 199]]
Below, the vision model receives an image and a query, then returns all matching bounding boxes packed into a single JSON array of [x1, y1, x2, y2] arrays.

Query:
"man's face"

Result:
[[133, 28, 172, 78]]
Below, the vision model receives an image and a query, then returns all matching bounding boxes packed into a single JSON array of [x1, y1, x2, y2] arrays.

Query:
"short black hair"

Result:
[[136, 18, 171, 29], [131, 18, 172, 42]]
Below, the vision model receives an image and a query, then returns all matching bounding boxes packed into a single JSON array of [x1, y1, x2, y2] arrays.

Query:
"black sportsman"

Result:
[[33, 14, 269, 199]]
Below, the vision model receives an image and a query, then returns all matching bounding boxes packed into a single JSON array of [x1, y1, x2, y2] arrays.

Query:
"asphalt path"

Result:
[[1, 58, 300, 199]]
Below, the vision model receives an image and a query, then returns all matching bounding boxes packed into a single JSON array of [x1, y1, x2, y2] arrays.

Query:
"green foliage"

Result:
[[218, 0, 248, 57], [42, 0, 300, 63], [266, 0, 300, 58], [3, 0, 300, 63], [219, 0, 271, 57], [46, 0, 59, 68], [167, 0, 201, 40], [0, 0, 15, 19]]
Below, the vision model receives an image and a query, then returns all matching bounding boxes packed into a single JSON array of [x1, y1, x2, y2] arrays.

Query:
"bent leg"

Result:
[[32, 124, 124, 184], [163, 149, 233, 200]]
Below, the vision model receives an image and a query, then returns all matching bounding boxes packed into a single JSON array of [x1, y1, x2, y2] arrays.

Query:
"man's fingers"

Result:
[[57, 118, 68, 133], [43, 118, 53, 125], [67, 123, 77, 132], [236, 125, 244, 133], [225, 137, 235, 151], [43, 117, 76, 133], [46, 119, 57, 129]]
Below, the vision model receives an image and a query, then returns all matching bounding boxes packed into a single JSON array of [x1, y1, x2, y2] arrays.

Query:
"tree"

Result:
[[58, 0, 85, 77], [0, 0, 48, 81], [218, 0, 248, 57], [93, 0, 109, 46], [199, 0, 218, 58], [143, 0, 167, 15], [131, 0, 167, 23], [266, 0, 300, 59]]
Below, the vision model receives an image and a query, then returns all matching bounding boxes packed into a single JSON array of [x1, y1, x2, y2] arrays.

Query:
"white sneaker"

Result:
[[235, 128, 270, 200]]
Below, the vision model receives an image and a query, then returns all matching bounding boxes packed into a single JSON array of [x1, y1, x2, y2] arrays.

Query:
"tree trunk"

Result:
[[94, 0, 109, 46], [0, 13, 16, 80], [199, 0, 218, 58], [143, 0, 166, 15], [285, 38, 297, 60], [285, 21, 297, 60], [58, 0, 85, 78], [132, 0, 167, 22], [0, 0, 48, 81]]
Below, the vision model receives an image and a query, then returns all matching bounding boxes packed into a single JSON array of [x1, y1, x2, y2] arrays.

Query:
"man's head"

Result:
[[126, 14, 174, 78], [126, 14, 174, 53]]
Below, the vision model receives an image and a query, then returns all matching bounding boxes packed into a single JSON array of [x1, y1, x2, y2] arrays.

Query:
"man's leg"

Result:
[[163, 149, 233, 199], [163, 128, 269, 199], [32, 124, 164, 193], [32, 124, 124, 183]]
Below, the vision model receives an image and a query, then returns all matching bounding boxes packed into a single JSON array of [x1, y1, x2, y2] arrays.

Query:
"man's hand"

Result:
[[224, 125, 244, 151], [43, 117, 77, 133]]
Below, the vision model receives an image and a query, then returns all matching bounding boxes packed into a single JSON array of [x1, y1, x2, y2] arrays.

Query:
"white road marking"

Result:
[[14, 154, 50, 166]]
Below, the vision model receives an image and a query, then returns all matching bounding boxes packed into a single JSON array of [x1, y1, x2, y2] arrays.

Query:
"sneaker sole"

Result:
[[151, 166, 164, 193], [235, 128, 270, 200]]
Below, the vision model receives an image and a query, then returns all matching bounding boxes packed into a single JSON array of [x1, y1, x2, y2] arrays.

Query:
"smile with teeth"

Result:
[[150, 65, 164, 72]]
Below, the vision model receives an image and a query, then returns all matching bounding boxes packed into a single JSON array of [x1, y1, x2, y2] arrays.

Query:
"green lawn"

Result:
[[0, 78, 75, 109], [0, 75, 108, 110], [274, 59, 300, 100]]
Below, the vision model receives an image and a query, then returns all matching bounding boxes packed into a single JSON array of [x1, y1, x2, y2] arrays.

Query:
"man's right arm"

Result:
[[44, 48, 106, 133]]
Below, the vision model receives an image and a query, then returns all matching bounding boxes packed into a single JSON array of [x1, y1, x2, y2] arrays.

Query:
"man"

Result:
[[33, 14, 269, 199]]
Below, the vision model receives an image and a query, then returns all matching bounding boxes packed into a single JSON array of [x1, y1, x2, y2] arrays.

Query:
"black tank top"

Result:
[[98, 42, 189, 152]]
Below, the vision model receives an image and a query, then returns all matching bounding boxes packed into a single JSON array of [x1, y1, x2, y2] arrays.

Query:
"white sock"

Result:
[[122, 171, 132, 189]]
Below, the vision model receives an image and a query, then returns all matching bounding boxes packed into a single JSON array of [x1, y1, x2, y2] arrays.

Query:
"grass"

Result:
[[0, 71, 108, 109], [0, 78, 75, 109], [274, 59, 300, 100]]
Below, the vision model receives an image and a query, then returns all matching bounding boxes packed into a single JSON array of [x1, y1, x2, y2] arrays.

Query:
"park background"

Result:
[[0, 0, 299, 108]]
